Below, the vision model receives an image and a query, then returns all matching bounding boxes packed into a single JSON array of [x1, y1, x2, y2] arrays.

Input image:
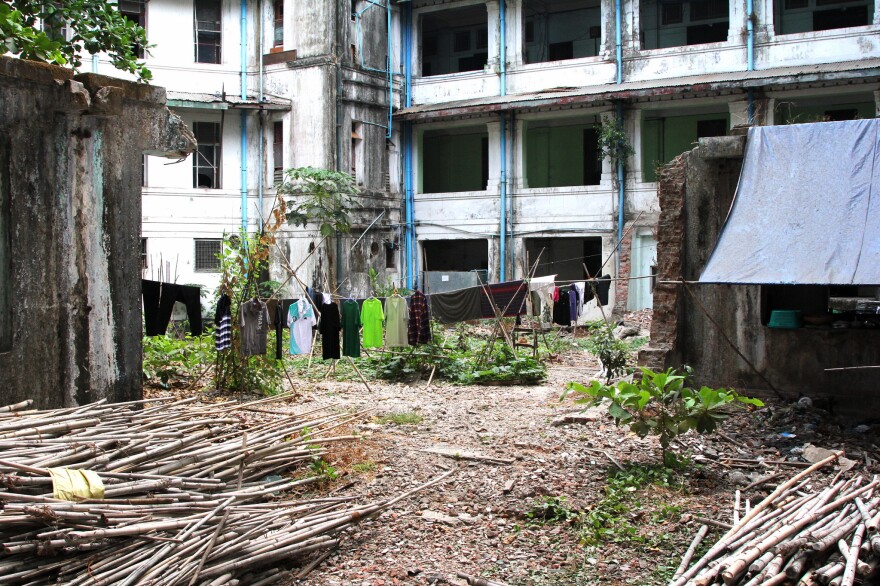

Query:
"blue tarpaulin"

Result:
[[700, 119, 880, 285]]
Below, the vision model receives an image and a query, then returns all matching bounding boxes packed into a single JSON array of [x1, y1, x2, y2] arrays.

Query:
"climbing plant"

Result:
[[0, 1, 152, 81], [596, 116, 635, 169]]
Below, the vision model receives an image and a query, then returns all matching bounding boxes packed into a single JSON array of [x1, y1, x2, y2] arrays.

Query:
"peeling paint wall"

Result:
[[0, 57, 194, 409]]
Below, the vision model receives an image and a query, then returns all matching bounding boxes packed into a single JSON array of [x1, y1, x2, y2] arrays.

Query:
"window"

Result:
[[774, 0, 873, 34], [351, 122, 363, 184], [422, 127, 489, 193], [194, 239, 222, 272], [774, 98, 875, 124], [195, 0, 222, 64], [273, 0, 283, 47], [385, 242, 397, 269], [193, 121, 221, 188], [525, 119, 602, 187], [523, 0, 603, 64], [641, 111, 729, 182], [641, 0, 729, 49], [141, 238, 148, 270], [119, 0, 147, 58], [420, 5, 488, 76], [273, 121, 284, 184]]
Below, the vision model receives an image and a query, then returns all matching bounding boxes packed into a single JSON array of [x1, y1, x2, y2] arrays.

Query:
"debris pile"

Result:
[[672, 453, 879, 586], [0, 397, 450, 585]]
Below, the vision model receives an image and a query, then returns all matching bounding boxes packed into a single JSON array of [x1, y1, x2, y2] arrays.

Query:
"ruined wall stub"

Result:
[[0, 56, 194, 409], [641, 134, 880, 418]]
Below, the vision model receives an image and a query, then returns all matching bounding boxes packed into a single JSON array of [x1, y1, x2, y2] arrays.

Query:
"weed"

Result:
[[526, 496, 579, 526], [351, 460, 377, 473], [143, 334, 215, 387], [376, 411, 423, 425], [308, 457, 339, 482], [582, 322, 631, 382]]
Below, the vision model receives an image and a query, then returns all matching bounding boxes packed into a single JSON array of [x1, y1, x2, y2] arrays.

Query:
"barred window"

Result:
[[195, 0, 222, 64], [194, 239, 222, 272]]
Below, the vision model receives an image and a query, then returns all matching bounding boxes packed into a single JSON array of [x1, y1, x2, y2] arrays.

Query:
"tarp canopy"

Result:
[[699, 119, 880, 285]]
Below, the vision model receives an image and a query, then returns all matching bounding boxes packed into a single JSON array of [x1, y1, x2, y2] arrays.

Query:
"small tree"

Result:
[[564, 367, 763, 466], [276, 167, 358, 286], [0, 1, 151, 81]]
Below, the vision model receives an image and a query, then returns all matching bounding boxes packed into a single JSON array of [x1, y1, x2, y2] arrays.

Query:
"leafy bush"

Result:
[[143, 335, 215, 387], [564, 367, 763, 464], [583, 322, 631, 382], [527, 496, 579, 526]]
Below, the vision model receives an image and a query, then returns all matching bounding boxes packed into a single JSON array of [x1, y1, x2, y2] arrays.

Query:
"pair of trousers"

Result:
[[142, 280, 203, 336]]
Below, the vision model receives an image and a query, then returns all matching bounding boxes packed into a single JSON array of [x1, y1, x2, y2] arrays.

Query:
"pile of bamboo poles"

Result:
[[672, 453, 880, 586], [0, 397, 452, 585]]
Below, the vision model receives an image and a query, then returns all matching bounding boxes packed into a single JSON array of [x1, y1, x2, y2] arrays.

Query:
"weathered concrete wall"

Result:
[[641, 134, 880, 419], [0, 57, 194, 409]]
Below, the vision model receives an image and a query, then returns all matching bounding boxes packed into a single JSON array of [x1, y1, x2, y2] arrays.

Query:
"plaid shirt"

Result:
[[408, 290, 431, 345]]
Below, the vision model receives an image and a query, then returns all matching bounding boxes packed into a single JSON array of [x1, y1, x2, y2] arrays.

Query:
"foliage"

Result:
[[596, 117, 634, 166], [583, 322, 632, 383], [368, 267, 411, 297], [277, 167, 358, 237], [376, 411, 423, 425], [469, 345, 547, 385], [0, 1, 151, 81], [143, 334, 215, 387], [526, 496, 578, 526], [564, 367, 763, 463], [308, 457, 339, 482]]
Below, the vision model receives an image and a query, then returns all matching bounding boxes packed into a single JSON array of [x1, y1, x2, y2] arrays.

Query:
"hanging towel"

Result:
[[360, 298, 385, 348], [341, 300, 361, 358], [529, 275, 557, 310], [288, 299, 317, 355], [479, 280, 528, 318], [574, 282, 588, 314], [407, 290, 431, 345], [240, 298, 270, 356], [214, 294, 232, 351], [319, 301, 341, 360], [385, 296, 410, 348], [428, 287, 482, 324]]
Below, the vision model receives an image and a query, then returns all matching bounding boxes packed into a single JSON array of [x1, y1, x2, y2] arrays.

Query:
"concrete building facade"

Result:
[[87, 0, 880, 313]]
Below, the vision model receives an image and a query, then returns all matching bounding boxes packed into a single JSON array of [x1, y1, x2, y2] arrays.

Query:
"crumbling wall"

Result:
[[641, 134, 880, 418], [0, 57, 194, 409]]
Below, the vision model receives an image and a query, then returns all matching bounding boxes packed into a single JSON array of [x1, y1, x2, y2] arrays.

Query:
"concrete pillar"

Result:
[[508, 0, 524, 66], [514, 116, 528, 188], [486, 1, 500, 72], [729, 97, 775, 127], [486, 120, 501, 191], [728, 0, 746, 44], [874, 90, 880, 116]]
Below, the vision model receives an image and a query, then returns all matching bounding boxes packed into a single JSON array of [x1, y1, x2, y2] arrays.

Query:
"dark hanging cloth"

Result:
[[319, 302, 341, 360], [214, 294, 232, 351], [341, 300, 361, 358], [428, 286, 482, 324], [408, 289, 431, 345], [239, 298, 270, 356], [479, 280, 528, 318], [569, 283, 579, 322], [596, 274, 611, 306], [274, 302, 284, 360], [142, 279, 203, 336], [552, 290, 571, 326]]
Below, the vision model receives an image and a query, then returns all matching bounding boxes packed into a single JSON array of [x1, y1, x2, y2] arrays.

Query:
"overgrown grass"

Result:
[[376, 411, 423, 425]]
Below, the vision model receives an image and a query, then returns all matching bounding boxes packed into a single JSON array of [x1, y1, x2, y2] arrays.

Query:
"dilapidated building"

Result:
[[0, 56, 194, 408], [86, 0, 879, 309]]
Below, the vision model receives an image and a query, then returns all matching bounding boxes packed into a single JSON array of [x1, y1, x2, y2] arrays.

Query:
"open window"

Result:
[[774, 97, 875, 124], [641, 110, 729, 182], [523, 0, 602, 63], [119, 0, 147, 58], [526, 237, 603, 281], [351, 122, 364, 185], [774, 0, 873, 34], [420, 5, 488, 76], [273, 0, 284, 47], [421, 127, 489, 193], [525, 117, 601, 187], [193, 121, 222, 188], [640, 0, 729, 49], [273, 121, 284, 184]]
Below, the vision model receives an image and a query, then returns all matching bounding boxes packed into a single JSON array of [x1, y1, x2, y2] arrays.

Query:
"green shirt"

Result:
[[385, 296, 410, 348], [342, 300, 361, 358], [360, 298, 384, 348]]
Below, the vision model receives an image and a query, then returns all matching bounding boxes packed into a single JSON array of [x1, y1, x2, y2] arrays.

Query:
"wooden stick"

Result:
[[673, 524, 709, 579], [346, 356, 372, 393]]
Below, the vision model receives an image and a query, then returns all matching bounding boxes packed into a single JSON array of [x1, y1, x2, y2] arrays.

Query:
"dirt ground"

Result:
[[242, 330, 879, 585]]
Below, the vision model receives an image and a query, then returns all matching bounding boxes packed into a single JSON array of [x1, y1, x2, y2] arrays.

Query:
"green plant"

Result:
[[583, 322, 631, 382], [351, 460, 377, 473], [526, 496, 578, 526], [367, 267, 411, 297], [0, 1, 151, 81], [277, 167, 358, 237], [376, 411, 423, 425], [596, 117, 634, 167], [143, 335, 215, 388], [564, 367, 763, 464], [308, 457, 339, 482]]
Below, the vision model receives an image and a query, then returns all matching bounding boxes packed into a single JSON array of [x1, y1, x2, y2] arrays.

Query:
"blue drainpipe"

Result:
[[403, 2, 415, 289], [499, 0, 508, 282], [240, 0, 248, 233], [747, 0, 755, 123]]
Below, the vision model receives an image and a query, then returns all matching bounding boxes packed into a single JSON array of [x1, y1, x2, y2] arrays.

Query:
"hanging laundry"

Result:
[[360, 297, 384, 348], [528, 275, 557, 310], [341, 299, 361, 358], [479, 280, 528, 318], [552, 289, 571, 326], [407, 289, 431, 345], [385, 296, 409, 348], [428, 287, 482, 324], [214, 294, 232, 351], [319, 301, 341, 360], [574, 281, 589, 314], [596, 274, 611, 306], [569, 283, 579, 323], [287, 298, 317, 355], [240, 298, 270, 356], [142, 280, 204, 336]]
